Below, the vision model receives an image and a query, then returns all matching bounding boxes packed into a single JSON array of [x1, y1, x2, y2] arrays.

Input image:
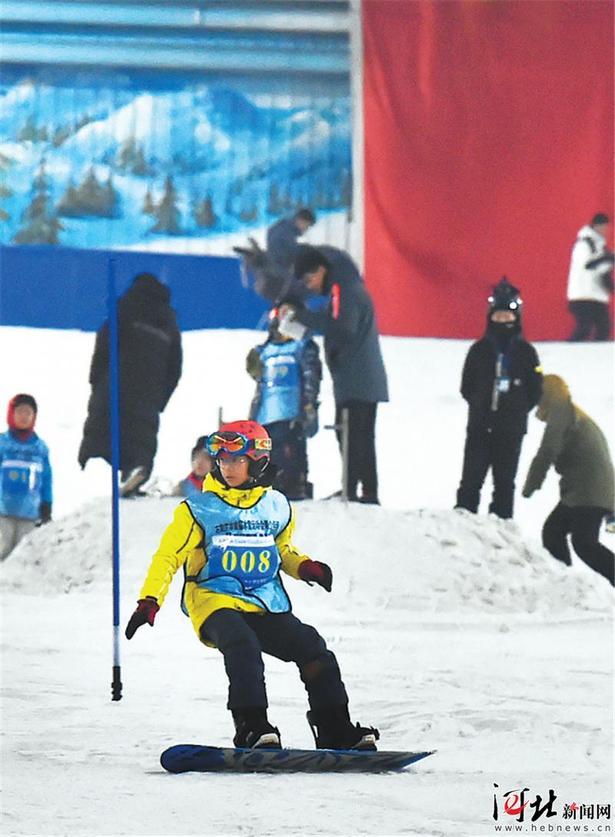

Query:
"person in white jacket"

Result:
[[567, 212, 613, 341]]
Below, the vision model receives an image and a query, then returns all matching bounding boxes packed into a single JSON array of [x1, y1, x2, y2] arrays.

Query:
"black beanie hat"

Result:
[[591, 213, 609, 226]]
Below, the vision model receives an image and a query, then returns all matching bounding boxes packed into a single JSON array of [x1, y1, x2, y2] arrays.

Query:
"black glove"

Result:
[[125, 597, 160, 639], [246, 348, 263, 381], [37, 501, 52, 526], [298, 560, 332, 592], [303, 403, 319, 438]]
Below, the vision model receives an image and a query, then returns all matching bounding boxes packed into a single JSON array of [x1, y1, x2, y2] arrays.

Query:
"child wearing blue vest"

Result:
[[172, 436, 213, 498], [0, 394, 53, 561], [246, 306, 321, 500], [126, 420, 378, 751]]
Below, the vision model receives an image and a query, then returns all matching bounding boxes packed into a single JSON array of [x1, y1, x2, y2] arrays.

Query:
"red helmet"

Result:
[[207, 420, 272, 485]]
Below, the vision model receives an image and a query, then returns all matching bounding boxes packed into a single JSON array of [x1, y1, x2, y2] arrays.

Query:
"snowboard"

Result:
[[160, 744, 434, 774]]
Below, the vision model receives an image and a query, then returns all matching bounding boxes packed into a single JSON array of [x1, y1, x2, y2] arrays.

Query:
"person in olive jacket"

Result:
[[455, 278, 543, 519], [522, 374, 614, 586], [78, 272, 182, 494], [284, 245, 389, 504]]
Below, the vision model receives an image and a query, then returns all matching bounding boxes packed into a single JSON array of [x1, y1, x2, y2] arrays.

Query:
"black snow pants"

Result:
[[201, 609, 349, 711], [456, 425, 525, 519], [266, 420, 309, 497], [335, 401, 378, 501], [568, 301, 611, 342], [542, 503, 614, 586]]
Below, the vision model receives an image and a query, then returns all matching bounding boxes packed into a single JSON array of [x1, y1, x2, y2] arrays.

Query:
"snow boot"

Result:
[[119, 466, 148, 498], [232, 708, 281, 750], [307, 706, 379, 751]]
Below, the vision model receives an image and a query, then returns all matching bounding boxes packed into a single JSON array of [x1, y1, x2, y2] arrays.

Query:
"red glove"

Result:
[[125, 597, 159, 639], [299, 560, 332, 592]]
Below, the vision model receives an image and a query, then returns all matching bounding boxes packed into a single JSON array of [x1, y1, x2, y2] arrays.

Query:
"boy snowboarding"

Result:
[[126, 420, 378, 751]]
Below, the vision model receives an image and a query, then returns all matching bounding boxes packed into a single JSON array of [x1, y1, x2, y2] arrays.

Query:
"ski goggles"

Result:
[[206, 431, 271, 458]]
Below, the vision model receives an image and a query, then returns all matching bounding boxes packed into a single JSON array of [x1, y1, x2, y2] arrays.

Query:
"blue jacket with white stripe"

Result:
[[0, 431, 53, 520]]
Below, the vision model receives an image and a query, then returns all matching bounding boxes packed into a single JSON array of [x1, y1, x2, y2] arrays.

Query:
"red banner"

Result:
[[363, 0, 613, 339]]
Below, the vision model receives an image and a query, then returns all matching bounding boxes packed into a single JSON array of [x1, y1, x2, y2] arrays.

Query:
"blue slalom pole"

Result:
[[108, 258, 123, 701]]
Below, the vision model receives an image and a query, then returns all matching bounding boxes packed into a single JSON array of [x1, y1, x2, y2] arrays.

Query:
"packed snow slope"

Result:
[[0, 328, 613, 837]]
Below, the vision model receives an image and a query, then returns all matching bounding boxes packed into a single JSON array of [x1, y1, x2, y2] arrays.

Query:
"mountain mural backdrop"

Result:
[[0, 76, 352, 252]]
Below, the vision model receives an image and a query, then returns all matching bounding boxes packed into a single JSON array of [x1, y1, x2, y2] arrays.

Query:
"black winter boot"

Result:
[[307, 706, 379, 751], [232, 707, 281, 750]]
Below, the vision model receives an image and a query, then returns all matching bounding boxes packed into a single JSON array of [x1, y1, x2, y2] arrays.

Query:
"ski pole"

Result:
[[324, 407, 350, 502], [340, 407, 350, 502], [108, 257, 122, 702]]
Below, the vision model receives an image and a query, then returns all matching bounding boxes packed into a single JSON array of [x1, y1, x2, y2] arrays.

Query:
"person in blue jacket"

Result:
[[172, 436, 213, 498], [0, 394, 52, 560], [246, 305, 321, 500]]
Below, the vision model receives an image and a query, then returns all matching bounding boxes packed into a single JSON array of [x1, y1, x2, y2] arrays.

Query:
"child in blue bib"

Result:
[[0, 393, 53, 561], [126, 419, 379, 752]]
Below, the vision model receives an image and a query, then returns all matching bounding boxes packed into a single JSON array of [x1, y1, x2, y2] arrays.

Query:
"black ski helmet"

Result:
[[488, 277, 522, 316]]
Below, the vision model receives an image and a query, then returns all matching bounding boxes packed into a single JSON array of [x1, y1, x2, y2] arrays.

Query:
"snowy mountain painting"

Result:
[[0, 76, 352, 252]]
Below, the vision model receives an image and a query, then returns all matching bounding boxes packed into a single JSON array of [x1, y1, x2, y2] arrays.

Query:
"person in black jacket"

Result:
[[78, 272, 182, 495], [284, 245, 389, 504], [455, 278, 542, 519]]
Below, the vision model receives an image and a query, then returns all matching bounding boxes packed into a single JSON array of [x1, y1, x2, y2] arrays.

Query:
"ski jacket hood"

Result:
[[536, 374, 571, 422], [6, 394, 37, 440]]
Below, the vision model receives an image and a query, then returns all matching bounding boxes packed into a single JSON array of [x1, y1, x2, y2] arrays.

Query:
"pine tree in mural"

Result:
[[0, 183, 11, 223], [239, 204, 258, 223], [267, 183, 285, 216], [103, 173, 120, 217], [56, 178, 80, 216], [57, 167, 119, 217], [0, 153, 12, 223], [151, 175, 182, 234], [13, 160, 63, 245], [193, 194, 217, 228], [116, 138, 150, 176], [281, 190, 295, 212], [52, 123, 72, 148], [142, 186, 156, 216], [17, 116, 48, 143], [79, 167, 105, 214]]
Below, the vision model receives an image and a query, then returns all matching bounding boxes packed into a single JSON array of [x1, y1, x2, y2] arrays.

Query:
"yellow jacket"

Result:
[[138, 473, 309, 641]]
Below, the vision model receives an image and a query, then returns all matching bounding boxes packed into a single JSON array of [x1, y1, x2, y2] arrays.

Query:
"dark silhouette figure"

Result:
[[78, 273, 182, 491]]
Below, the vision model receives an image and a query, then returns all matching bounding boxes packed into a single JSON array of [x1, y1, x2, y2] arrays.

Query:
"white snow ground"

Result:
[[1, 328, 613, 837]]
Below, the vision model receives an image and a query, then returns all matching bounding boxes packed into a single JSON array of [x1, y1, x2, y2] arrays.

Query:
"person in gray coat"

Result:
[[283, 244, 389, 504], [522, 374, 614, 585]]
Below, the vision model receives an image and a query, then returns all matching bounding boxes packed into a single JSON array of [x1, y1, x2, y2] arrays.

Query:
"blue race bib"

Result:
[[207, 533, 281, 590], [2, 460, 40, 498]]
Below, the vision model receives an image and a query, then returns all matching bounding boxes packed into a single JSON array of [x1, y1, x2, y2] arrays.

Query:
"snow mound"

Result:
[[0, 499, 111, 594], [294, 502, 614, 617], [2, 497, 612, 616]]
